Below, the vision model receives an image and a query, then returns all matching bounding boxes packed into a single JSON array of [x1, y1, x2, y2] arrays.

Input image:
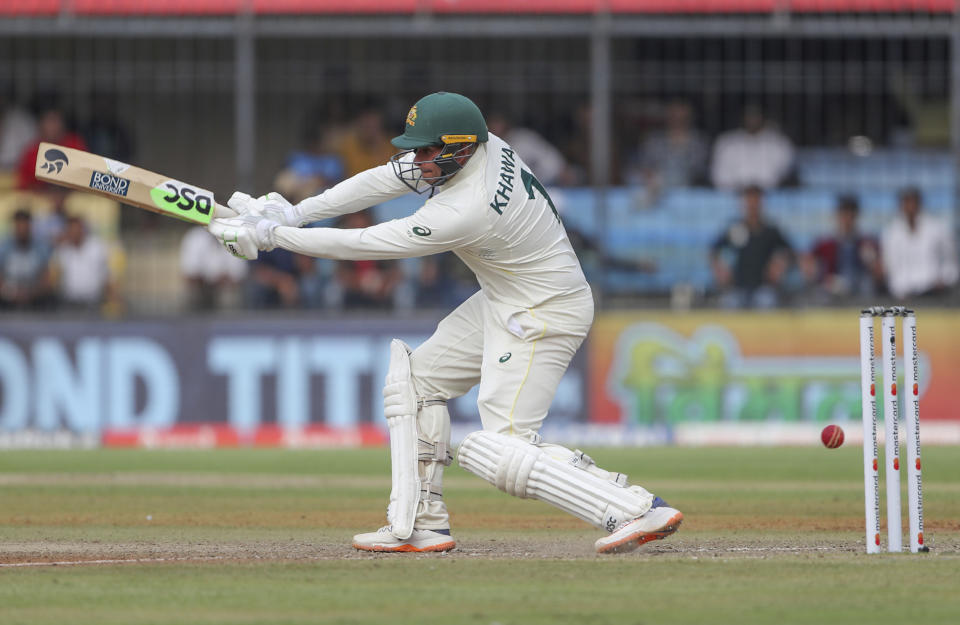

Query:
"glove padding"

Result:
[[261, 192, 305, 227], [227, 191, 304, 227], [207, 214, 279, 261], [226, 191, 268, 218]]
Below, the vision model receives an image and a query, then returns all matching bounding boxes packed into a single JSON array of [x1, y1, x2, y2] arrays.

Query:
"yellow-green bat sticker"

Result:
[[150, 180, 215, 225]]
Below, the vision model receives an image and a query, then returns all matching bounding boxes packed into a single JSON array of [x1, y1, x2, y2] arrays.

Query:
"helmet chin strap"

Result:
[[434, 142, 473, 179]]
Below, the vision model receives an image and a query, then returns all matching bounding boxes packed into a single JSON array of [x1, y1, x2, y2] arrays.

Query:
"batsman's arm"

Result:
[[294, 163, 411, 223], [273, 199, 482, 261]]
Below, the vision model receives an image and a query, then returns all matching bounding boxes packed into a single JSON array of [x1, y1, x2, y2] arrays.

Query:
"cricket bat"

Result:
[[34, 142, 229, 225]]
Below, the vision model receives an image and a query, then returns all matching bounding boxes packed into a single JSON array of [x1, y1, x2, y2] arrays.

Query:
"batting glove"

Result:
[[226, 191, 268, 217], [227, 191, 304, 227], [207, 214, 279, 261], [260, 192, 306, 227]]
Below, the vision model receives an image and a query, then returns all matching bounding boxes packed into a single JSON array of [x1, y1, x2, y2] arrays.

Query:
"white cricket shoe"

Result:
[[352, 526, 456, 553], [594, 504, 683, 554]]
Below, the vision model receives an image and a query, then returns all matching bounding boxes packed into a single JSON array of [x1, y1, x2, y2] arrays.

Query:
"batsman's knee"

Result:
[[406, 351, 438, 400]]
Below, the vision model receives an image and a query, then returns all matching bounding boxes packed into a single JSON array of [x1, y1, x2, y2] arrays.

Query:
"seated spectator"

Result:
[[710, 185, 793, 309], [32, 193, 71, 246], [801, 195, 882, 299], [566, 226, 656, 286], [180, 226, 248, 311], [327, 210, 403, 310], [0, 87, 37, 174], [624, 100, 708, 193], [710, 104, 795, 191], [334, 105, 396, 178], [17, 101, 87, 192], [881, 187, 958, 299], [273, 124, 345, 204], [0, 209, 53, 310], [416, 252, 477, 310], [550, 189, 657, 286], [80, 91, 134, 162], [487, 113, 571, 186], [52, 215, 115, 311], [559, 102, 593, 185], [247, 248, 312, 309]]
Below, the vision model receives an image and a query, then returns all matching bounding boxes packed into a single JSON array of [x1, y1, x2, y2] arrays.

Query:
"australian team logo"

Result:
[[406, 105, 417, 127], [89, 171, 130, 197], [39, 148, 69, 174]]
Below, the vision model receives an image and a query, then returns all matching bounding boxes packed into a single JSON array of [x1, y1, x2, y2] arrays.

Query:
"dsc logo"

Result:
[[160, 181, 212, 215]]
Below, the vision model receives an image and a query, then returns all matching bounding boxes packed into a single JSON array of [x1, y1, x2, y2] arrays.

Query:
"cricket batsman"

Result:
[[208, 92, 683, 554]]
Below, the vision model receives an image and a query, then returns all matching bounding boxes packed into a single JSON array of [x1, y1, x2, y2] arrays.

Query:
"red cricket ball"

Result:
[[821, 424, 845, 449]]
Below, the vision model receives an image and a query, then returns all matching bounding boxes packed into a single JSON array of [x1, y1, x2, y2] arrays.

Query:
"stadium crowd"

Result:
[[1, 93, 956, 314]]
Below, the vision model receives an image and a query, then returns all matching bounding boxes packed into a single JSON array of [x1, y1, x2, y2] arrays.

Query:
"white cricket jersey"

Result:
[[274, 133, 590, 310]]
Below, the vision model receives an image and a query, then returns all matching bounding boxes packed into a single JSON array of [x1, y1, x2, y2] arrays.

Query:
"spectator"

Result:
[[80, 92, 134, 162], [247, 248, 313, 309], [416, 252, 477, 310], [801, 195, 882, 299], [566, 226, 657, 287], [52, 215, 115, 311], [0, 87, 37, 173], [328, 210, 404, 310], [17, 102, 87, 192], [881, 187, 958, 300], [625, 100, 708, 192], [710, 185, 793, 308], [180, 226, 248, 311], [0, 209, 53, 310], [487, 113, 571, 186], [559, 102, 594, 185], [273, 124, 345, 204], [334, 105, 396, 178], [32, 194, 70, 246], [710, 104, 795, 191]]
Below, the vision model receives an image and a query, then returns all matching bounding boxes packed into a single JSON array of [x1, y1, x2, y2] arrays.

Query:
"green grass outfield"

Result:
[[1, 446, 958, 625]]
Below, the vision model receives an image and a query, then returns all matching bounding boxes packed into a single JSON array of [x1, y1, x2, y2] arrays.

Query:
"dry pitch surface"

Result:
[[1, 447, 958, 624]]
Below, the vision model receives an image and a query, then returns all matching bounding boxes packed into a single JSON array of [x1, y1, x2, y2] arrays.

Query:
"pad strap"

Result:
[[418, 439, 453, 465], [417, 399, 453, 465]]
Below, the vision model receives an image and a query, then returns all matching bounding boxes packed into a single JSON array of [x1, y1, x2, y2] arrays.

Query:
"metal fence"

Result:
[[0, 10, 957, 315]]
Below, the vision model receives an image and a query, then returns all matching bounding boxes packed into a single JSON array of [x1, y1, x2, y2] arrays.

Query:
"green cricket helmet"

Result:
[[390, 92, 488, 193]]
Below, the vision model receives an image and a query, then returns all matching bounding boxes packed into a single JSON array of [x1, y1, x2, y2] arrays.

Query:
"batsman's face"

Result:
[[413, 145, 444, 183]]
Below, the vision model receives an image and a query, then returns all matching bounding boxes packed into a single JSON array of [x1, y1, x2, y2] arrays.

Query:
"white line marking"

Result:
[[0, 556, 225, 568], [689, 546, 837, 553]]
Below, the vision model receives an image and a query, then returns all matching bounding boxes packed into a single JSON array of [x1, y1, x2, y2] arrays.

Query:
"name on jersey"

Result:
[[488, 147, 516, 215], [89, 171, 130, 197]]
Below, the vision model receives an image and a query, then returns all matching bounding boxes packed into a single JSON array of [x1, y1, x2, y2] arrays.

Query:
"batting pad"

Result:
[[458, 430, 651, 532], [383, 339, 420, 540]]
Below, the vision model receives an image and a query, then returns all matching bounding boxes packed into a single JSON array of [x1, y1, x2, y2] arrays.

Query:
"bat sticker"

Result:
[[40, 148, 69, 174], [89, 171, 131, 197], [151, 180, 214, 218]]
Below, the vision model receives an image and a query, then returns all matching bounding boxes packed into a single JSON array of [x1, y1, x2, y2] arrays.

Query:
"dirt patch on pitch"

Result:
[[3, 530, 958, 567]]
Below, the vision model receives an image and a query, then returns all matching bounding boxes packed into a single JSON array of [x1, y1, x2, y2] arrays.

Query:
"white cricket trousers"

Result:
[[409, 288, 594, 439]]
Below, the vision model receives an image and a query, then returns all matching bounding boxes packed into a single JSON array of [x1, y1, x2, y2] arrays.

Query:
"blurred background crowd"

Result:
[[1, 4, 957, 316]]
